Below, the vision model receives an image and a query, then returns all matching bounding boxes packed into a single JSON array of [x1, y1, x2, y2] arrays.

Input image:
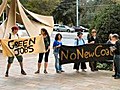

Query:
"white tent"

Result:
[[0, 0, 54, 38]]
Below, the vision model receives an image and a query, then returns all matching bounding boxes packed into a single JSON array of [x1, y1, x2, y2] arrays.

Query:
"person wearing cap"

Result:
[[4, 25, 27, 77], [106, 34, 117, 72], [73, 31, 87, 72], [88, 29, 99, 71], [111, 34, 120, 79], [106, 34, 113, 44]]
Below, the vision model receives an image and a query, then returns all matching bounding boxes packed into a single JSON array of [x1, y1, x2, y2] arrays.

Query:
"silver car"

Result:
[[56, 25, 75, 32]]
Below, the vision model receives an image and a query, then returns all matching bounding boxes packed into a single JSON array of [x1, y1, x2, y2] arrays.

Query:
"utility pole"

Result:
[[2, 0, 5, 22], [76, 0, 79, 26]]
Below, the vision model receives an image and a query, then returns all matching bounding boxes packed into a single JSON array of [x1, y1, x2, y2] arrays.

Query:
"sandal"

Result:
[[44, 70, 48, 74]]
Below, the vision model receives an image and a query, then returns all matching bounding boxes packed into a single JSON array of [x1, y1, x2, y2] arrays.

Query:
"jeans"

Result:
[[54, 53, 62, 71], [114, 55, 120, 77]]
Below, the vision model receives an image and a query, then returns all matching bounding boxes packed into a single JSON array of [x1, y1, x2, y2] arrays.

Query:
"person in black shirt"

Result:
[[73, 32, 87, 72], [35, 28, 50, 74], [88, 29, 99, 71], [111, 34, 120, 79]]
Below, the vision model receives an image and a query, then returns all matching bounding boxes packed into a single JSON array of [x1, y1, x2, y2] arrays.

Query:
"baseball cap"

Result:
[[11, 25, 19, 30], [91, 29, 97, 33], [112, 34, 119, 38]]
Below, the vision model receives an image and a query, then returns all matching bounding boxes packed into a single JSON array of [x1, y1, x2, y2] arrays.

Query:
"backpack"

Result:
[[9, 33, 19, 39], [76, 38, 85, 45]]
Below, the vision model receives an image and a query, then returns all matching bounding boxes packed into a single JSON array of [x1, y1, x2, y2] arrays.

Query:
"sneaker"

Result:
[[82, 69, 86, 72], [44, 70, 48, 74], [114, 76, 120, 79], [76, 70, 79, 73], [60, 70, 65, 72], [112, 75, 116, 77], [91, 69, 95, 72], [35, 70, 39, 74], [56, 71, 61, 74], [94, 68, 98, 71], [21, 70, 27, 75], [5, 74, 9, 77], [5, 72, 9, 77]]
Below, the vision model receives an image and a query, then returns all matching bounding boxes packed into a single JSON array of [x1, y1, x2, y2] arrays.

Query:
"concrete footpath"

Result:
[[0, 49, 120, 90]]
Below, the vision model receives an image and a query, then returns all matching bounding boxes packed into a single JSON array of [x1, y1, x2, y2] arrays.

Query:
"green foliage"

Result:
[[0, 0, 60, 16], [91, 4, 120, 43], [52, 0, 77, 25], [0, 0, 2, 4], [81, 0, 115, 27], [24, 0, 61, 15], [97, 62, 113, 71]]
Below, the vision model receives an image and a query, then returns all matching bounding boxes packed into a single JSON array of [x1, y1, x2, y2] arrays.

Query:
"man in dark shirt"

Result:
[[112, 34, 120, 79], [88, 29, 99, 71]]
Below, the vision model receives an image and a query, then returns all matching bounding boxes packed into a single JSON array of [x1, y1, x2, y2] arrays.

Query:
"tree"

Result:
[[91, 4, 120, 43], [24, 0, 61, 15], [80, 0, 115, 26], [52, 0, 84, 26]]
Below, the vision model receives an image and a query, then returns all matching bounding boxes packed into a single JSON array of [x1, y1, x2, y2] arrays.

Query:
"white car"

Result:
[[53, 24, 60, 31], [16, 23, 25, 29], [56, 25, 75, 32]]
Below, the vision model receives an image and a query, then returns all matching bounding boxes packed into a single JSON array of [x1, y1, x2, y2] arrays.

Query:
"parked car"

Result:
[[73, 26, 89, 32], [18, 29, 28, 37], [80, 26, 89, 32], [16, 23, 25, 30], [53, 24, 60, 31], [56, 25, 75, 32], [73, 26, 83, 32]]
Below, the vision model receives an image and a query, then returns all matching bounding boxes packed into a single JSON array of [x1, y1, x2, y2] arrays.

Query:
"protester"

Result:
[[110, 34, 120, 79], [5, 25, 27, 77], [73, 31, 87, 72], [53, 33, 64, 73], [106, 34, 116, 44], [35, 28, 50, 74], [106, 34, 116, 71], [88, 29, 99, 71]]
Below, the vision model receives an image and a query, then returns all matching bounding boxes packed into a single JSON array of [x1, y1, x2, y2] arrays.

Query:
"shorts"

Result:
[[8, 55, 23, 64]]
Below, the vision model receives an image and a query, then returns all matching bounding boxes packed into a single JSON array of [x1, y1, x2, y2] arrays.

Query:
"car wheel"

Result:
[[67, 29, 70, 32], [57, 29, 59, 32]]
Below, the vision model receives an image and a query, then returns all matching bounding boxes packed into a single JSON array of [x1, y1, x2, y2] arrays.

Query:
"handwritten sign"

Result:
[[59, 44, 113, 65], [1, 35, 46, 57]]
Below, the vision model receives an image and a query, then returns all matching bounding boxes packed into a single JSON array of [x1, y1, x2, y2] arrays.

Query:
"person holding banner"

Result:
[[5, 25, 27, 77], [73, 31, 87, 72], [35, 28, 50, 74], [106, 34, 113, 44], [53, 33, 64, 73], [110, 34, 120, 79], [106, 34, 116, 71], [88, 29, 99, 71]]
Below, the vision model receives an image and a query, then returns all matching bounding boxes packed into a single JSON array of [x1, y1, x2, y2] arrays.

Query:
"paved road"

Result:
[[0, 31, 120, 90]]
